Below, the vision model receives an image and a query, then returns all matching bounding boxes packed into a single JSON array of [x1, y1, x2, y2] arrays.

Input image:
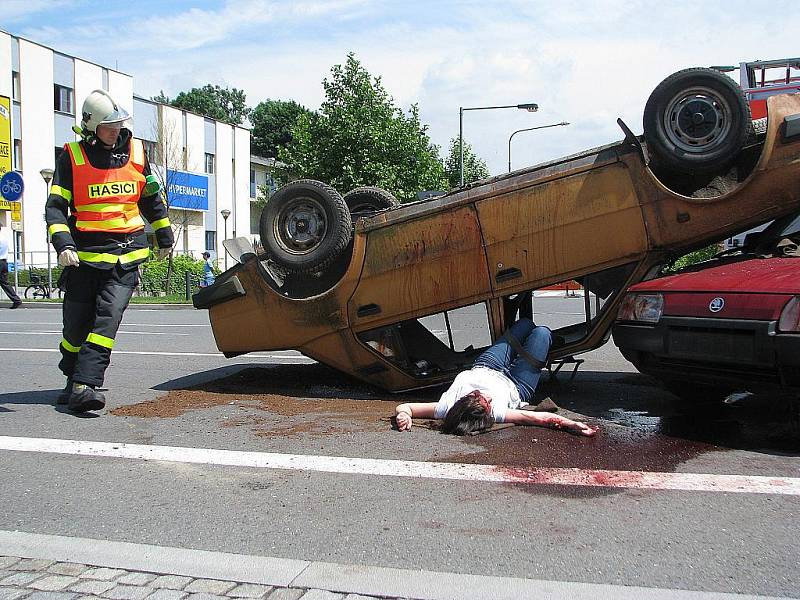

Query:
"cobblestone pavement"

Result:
[[0, 556, 392, 600]]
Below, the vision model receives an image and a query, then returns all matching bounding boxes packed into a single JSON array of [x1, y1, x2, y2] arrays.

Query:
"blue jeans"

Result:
[[473, 318, 551, 404]]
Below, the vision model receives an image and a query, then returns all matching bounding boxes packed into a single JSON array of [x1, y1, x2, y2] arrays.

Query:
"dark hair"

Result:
[[440, 390, 494, 436], [202, 252, 210, 258]]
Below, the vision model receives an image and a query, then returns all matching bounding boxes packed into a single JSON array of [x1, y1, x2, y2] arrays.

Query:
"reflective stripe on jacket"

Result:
[[66, 139, 147, 234]]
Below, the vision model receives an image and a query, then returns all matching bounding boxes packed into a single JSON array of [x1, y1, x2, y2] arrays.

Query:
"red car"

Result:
[[612, 213, 800, 400]]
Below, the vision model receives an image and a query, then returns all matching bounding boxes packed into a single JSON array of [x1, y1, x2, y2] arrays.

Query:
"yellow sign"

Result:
[[0, 199, 10, 210], [87, 181, 138, 199], [0, 96, 11, 177]]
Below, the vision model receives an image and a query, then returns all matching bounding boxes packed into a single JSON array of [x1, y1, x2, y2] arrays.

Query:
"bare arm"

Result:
[[394, 402, 438, 431], [504, 410, 597, 436]]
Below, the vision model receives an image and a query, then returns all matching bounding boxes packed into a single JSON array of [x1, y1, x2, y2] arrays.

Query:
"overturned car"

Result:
[[195, 68, 800, 392]]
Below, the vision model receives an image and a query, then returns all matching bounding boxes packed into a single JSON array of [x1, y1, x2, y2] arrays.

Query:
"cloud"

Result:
[[4, 0, 77, 23], [10, 0, 800, 174]]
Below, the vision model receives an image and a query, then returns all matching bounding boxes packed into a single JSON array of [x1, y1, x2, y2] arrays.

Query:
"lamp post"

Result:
[[507, 122, 570, 173], [40, 168, 55, 297], [459, 102, 538, 186], [220, 208, 231, 271]]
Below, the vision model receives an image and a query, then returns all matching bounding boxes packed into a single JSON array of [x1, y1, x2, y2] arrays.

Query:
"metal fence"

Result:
[[6, 250, 209, 302]]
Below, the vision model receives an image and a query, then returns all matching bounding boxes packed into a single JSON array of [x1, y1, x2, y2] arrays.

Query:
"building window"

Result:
[[205, 153, 215, 174], [250, 168, 256, 198], [12, 72, 21, 101], [205, 230, 216, 252], [142, 140, 157, 164], [54, 84, 74, 114], [13, 140, 22, 171]]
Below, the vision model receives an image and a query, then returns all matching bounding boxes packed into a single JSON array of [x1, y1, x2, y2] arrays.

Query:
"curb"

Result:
[[0, 530, 789, 600]]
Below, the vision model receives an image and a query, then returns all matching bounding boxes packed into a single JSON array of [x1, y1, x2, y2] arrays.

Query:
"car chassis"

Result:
[[195, 86, 800, 393]]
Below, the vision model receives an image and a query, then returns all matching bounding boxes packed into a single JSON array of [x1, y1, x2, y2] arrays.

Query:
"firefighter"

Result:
[[46, 89, 173, 413]]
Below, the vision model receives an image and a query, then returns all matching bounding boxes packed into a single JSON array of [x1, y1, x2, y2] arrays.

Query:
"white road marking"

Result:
[[0, 330, 190, 336], [0, 347, 312, 361], [1, 436, 797, 496], [0, 321, 207, 327]]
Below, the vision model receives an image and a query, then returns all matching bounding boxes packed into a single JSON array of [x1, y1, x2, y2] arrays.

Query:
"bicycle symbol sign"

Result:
[[0, 171, 24, 201]]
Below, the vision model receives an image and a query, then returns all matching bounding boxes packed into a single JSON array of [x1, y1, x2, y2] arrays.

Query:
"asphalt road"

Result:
[[1, 299, 798, 597]]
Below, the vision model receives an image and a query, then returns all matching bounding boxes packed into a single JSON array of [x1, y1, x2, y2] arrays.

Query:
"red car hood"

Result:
[[631, 257, 799, 294], [628, 257, 798, 320]]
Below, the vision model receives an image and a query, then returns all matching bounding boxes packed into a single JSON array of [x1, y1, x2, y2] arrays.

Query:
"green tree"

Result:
[[280, 53, 447, 201], [169, 84, 250, 125], [664, 243, 723, 272], [250, 99, 313, 158], [444, 137, 490, 189]]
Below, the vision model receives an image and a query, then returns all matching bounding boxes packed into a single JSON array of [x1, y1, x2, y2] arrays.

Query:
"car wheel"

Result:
[[644, 67, 751, 174], [343, 186, 398, 221], [260, 179, 352, 273]]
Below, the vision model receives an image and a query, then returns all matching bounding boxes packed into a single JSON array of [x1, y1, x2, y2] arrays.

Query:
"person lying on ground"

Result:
[[393, 318, 597, 437]]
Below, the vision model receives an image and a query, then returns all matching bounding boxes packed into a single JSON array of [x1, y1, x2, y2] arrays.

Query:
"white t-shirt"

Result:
[[434, 367, 525, 423]]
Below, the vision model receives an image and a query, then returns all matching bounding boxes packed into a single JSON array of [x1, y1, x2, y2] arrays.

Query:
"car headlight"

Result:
[[778, 296, 800, 332], [617, 293, 664, 323]]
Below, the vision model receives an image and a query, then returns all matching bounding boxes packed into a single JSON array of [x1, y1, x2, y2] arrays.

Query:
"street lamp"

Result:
[[459, 102, 538, 186], [220, 208, 231, 271], [507, 122, 570, 173], [40, 168, 55, 297]]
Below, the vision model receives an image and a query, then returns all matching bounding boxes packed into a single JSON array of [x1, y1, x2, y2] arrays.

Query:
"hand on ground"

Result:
[[395, 411, 412, 431]]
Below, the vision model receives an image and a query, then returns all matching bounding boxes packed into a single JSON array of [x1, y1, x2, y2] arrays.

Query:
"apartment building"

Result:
[[0, 30, 252, 266]]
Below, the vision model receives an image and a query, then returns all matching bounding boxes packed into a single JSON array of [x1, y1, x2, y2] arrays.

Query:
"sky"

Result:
[[5, 0, 799, 175]]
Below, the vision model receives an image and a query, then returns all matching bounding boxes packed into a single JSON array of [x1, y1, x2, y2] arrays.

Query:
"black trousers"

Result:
[[0, 259, 21, 304], [58, 264, 137, 387]]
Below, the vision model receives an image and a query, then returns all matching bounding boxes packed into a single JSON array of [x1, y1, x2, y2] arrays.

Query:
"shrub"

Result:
[[140, 253, 206, 295]]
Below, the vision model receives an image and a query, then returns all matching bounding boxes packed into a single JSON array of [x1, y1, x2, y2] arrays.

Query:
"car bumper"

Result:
[[612, 316, 800, 388]]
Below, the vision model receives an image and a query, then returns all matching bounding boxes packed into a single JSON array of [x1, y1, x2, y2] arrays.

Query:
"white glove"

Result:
[[58, 249, 80, 267]]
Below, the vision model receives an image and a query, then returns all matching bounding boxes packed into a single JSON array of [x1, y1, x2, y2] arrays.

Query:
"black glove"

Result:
[[156, 228, 174, 250]]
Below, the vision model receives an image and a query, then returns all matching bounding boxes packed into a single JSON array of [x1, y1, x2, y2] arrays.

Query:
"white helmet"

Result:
[[80, 89, 130, 134]]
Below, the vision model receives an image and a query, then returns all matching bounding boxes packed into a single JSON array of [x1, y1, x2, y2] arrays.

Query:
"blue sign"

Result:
[[166, 170, 208, 210], [0, 171, 24, 201]]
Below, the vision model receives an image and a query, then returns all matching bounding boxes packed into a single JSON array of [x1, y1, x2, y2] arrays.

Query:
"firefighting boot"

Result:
[[67, 383, 106, 413], [57, 378, 73, 405]]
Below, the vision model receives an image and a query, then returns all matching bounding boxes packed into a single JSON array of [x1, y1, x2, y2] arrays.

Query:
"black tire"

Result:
[[23, 286, 43, 300], [260, 179, 352, 273], [343, 186, 398, 221], [644, 67, 751, 174]]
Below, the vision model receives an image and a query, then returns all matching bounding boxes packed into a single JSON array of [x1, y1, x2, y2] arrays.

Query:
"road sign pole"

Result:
[[11, 227, 18, 291]]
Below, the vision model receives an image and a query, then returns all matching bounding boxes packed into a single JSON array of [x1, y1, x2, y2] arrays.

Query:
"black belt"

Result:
[[503, 331, 546, 370]]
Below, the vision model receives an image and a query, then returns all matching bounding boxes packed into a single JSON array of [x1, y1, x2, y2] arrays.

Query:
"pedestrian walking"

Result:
[[201, 251, 215, 287], [394, 318, 596, 436], [0, 223, 22, 309], [46, 90, 174, 413]]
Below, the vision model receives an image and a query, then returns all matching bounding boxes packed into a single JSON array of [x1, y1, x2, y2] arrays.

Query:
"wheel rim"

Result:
[[348, 202, 381, 220], [273, 195, 328, 255], [662, 86, 733, 154]]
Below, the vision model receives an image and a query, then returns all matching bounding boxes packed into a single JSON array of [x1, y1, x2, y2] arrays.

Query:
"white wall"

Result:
[[0, 32, 12, 98], [73, 59, 103, 128], [233, 126, 250, 240], [214, 121, 233, 259], [159, 105, 183, 169], [18, 39, 54, 255], [185, 112, 204, 173], [0, 32, 11, 227], [106, 70, 133, 119]]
